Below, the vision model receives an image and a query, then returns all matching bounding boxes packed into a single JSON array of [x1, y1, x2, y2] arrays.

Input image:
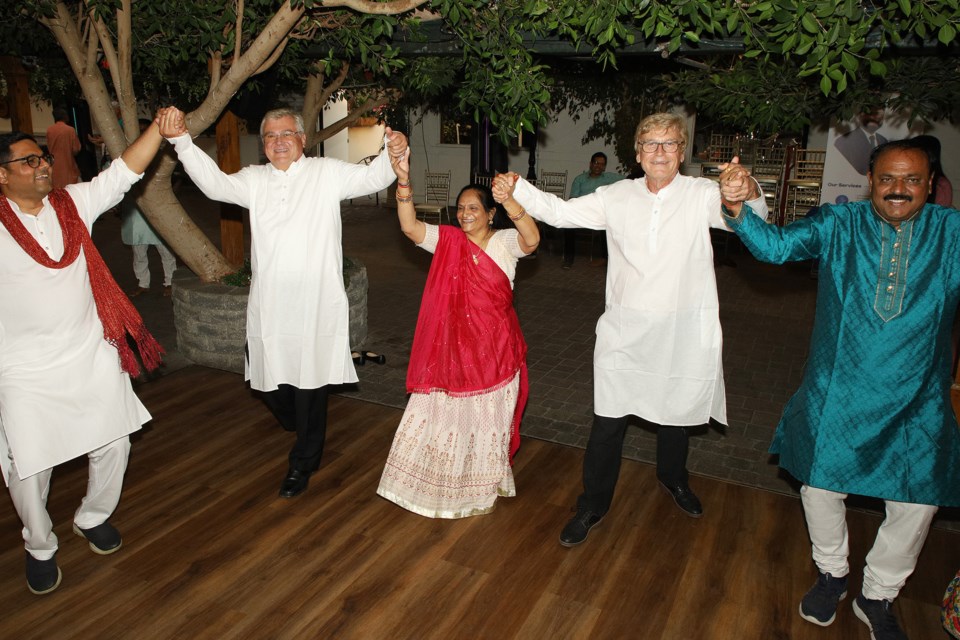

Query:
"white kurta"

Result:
[[0, 158, 151, 483], [513, 175, 767, 425], [169, 134, 396, 391]]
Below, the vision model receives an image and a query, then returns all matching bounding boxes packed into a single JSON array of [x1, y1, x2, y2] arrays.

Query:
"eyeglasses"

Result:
[[0, 153, 55, 168], [638, 140, 681, 153], [262, 130, 301, 142]]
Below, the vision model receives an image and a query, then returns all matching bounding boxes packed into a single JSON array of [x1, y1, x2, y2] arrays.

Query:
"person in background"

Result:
[[377, 150, 539, 517], [45, 108, 81, 189], [122, 119, 177, 297], [0, 113, 169, 595], [159, 107, 408, 499], [722, 139, 960, 640], [562, 151, 622, 269], [494, 112, 767, 547], [913, 134, 953, 207]]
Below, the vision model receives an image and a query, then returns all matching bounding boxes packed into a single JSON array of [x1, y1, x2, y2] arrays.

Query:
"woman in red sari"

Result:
[[377, 149, 539, 518]]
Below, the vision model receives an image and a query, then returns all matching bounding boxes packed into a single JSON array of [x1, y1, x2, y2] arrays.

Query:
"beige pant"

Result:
[[6, 436, 130, 560], [801, 484, 938, 601]]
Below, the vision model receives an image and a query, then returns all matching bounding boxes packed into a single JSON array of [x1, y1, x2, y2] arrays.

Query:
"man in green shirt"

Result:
[[563, 152, 622, 268]]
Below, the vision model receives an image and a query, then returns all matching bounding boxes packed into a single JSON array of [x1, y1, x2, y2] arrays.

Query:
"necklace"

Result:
[[471, 228, 494, 265]]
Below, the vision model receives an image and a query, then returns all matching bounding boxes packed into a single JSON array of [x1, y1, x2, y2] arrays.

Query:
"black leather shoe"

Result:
[[26, 552, 61, 595], [279, 469, 311, 498], [559, 510, 603, 547], [659, 481, 703, 518]]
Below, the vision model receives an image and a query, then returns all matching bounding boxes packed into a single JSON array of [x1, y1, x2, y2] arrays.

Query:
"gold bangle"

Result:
[[508, 207, 527, 221], [396, 195, 413, 203]]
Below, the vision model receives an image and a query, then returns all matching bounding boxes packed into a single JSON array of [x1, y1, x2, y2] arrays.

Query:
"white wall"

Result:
[[407, 109, 471, 206]]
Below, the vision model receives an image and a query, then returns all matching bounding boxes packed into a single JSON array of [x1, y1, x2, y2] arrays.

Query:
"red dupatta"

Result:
[[406, 225, 529, 461]]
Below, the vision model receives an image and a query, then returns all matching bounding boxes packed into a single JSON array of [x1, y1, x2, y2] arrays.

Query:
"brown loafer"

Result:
[[127, 286, 149, 298]]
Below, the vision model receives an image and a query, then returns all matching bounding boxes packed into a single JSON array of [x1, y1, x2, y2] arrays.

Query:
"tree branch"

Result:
[[320, 0, 429, 14]]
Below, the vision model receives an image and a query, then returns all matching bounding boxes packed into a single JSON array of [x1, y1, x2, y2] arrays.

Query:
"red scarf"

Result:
[[0, 189, 164, 376], [407, 226, 529, 461]]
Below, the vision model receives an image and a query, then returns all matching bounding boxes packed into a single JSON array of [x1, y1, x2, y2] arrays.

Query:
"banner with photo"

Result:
[[821, 109, 921, 209]]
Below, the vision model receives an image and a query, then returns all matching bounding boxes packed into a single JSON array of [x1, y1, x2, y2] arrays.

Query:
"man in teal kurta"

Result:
[[724, 139, 960, 640]]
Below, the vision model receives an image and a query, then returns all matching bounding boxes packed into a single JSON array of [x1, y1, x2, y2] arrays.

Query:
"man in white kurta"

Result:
[[499, 112, 767, 547], [0, 122, 166, 594], [160, 108, 408, 498]]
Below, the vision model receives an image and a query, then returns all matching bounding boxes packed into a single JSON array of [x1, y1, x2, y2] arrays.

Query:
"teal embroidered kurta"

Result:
[[727, 201, 960, 506]]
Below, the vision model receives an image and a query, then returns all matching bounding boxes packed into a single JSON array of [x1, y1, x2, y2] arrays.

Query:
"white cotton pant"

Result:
[[6, 436, 131, 561], [132, 243, 177, 288], [800, 484, 938, 601]]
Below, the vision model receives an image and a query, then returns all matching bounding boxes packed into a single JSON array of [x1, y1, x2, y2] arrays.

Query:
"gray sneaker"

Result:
[[853, 594, 908, 640], [799, 571, 848, 626]]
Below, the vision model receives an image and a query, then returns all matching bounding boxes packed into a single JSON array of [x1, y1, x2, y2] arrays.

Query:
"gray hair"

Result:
[[634, 112, 689, 153], [260, 108, 305, 137]]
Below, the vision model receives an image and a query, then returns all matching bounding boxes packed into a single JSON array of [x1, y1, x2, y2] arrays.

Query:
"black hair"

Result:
[[867, 139, 932, 176], [53, 108, 69, 123], [456, 182, 513, 229], [0, 132, 38, 163], [590, 152, 607, 163]]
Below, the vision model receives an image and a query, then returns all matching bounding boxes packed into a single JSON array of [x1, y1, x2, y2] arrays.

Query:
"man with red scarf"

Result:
[[0, 113, 168, 595]]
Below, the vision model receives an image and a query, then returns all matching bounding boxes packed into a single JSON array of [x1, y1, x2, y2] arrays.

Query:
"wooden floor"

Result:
[[1, 367, 956, 639]]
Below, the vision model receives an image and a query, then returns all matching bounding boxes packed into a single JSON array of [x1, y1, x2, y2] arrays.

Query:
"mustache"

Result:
[[883, 193, 912, 202]]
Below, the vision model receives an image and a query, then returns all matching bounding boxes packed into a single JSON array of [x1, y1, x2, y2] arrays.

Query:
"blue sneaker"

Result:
[[799, 571, 848, 626]]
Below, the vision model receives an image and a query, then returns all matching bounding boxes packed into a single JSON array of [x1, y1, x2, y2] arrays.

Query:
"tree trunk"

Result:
[[135, 151, 234, 282]]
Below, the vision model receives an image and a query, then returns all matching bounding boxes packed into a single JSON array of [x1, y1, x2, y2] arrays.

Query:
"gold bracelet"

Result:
[[508, 207, 527, 221], [397, 181, 410, 188], [396, 195, 413, 203]]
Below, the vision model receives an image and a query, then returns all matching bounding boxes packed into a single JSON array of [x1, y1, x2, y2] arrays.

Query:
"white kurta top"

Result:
[[169, 134, 396, 391], [513, 175, 767, 425], [0, 158, 151, 483]]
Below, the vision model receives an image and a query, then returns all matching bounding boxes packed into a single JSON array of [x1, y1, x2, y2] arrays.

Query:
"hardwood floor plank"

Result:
[[0, 367, 955, 639]]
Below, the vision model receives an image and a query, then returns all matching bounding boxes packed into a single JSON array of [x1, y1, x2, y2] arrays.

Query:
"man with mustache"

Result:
[[0, 115, 169, 594], [723, 139, 960, 640]]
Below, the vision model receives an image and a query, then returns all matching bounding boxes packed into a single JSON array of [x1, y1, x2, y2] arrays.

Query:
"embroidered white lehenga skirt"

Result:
[[377, 373, 519, 518]]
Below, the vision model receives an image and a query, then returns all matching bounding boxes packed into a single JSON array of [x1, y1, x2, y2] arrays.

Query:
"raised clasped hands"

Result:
[[384, 127, 408, 160], [717, 156, 755, 204], [156, 107, 188, 139], [492, 172, 519, 203]]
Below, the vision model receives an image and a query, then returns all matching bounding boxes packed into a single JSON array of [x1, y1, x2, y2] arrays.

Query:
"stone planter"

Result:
[[172, 259, 368, 375]]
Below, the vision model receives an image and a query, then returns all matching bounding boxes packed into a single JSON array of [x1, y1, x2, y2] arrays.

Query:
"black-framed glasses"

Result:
[[0, 153, 55, 168], [638, 140, 681, 153]]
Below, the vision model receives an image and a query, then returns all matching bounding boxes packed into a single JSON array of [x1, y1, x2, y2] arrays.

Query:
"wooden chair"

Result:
[[415, 171, 451, 224], [707, 133, 738, 162]]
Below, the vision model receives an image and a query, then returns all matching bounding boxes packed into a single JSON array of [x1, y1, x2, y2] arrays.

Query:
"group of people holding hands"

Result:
[[1, 104, 957, 640]]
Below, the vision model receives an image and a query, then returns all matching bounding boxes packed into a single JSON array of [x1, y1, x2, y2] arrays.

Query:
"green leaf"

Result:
[[820, 74, 832, 95], [938, 24, 956, 45]]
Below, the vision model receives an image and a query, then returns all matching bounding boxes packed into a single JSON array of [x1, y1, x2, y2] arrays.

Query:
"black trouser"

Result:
[[261, 384, 330, 472], [575, 414, 691, 516]]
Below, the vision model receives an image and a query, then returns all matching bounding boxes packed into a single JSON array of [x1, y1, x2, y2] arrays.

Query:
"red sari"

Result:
[[406, 226, 529, 460]]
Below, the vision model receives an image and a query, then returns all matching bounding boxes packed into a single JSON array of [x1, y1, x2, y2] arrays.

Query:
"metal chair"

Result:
[[472, 173, 493, 189], [752, 146, 787, 221], [783, 149, 826, 225], [415, 171, 451, 224], [538, 170, 568, 199]]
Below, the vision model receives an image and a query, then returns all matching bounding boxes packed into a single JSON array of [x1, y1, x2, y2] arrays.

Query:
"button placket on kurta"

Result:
[[874, 219, 913, 321]]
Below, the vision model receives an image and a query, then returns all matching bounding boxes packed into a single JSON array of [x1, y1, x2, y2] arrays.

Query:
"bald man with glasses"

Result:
[[494, 112, 768, 547]]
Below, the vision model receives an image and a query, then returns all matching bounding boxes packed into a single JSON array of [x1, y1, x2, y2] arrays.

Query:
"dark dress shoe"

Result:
[[559, 510, 604, 547], [659, 481, 703, 518], [279, 469, 311, 498]]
